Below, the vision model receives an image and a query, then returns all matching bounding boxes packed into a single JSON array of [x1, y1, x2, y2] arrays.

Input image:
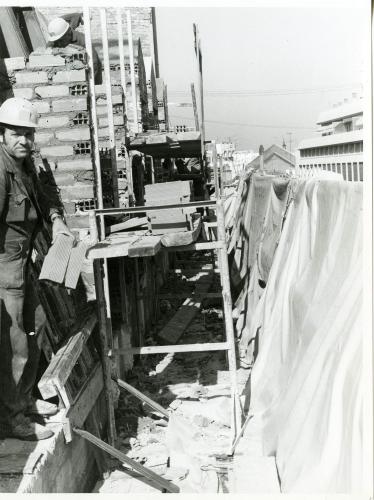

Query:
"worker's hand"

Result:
[[52, 217, 76, 245]]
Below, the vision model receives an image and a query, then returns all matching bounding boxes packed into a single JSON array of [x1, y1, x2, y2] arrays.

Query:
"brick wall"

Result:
[[0, 46, 131, 236]]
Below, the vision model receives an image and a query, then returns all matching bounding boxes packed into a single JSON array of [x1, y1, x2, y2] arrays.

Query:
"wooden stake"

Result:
[[126, 11, 139, 133], [116, 378, 169, 419], [191, 82, 199, 131], [73, 428, 180, 493], [100, 8, 119, 208], [193, 23, 205, 158], [83, 7, 105, 237], [93, 259, 117, 446], [116, 8, 134, 202], [216, 198, 242, 443]]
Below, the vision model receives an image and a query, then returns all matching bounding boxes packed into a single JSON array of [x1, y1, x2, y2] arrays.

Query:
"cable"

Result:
[[169, 114, 315, 130], [167, 83, 362, 97]]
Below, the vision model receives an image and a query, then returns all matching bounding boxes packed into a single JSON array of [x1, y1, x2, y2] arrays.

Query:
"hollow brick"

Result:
[[35, 85, 70, 98], [15, 71, 49, 86], [37, 115, 70, 128], [53, 69, 86, 83], [56, 127, 90, 142], [40, 145, 74, 157], [52, 98, 87, 113]]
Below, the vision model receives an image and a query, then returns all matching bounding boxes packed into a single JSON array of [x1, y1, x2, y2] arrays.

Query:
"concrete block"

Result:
[[13, 88, 34, 99], [35, 85, 70, 98], [40, 145, 74, 157], [56, 127, 90, 142], [15, 71, 49, 86], [63, 201, 77, 214], [94, 84, 122, 95], [57, 159, 93, 171], [52, 97, 87, 112], [98, 127, 110, 138], [34, 131, 54, 144], [37, 115, 70, 128], [96, 94, 123, 106], [28, 54, 66, 68], [34, 101, 50, 114], [60, 184, 95, 201], [99, 115, 124, 127], [3, 57, 26, 71], [53, 173, 76, 186], [53, 69, 86, 83]]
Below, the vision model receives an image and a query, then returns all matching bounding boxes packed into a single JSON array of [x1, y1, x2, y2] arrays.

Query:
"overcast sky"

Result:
[[155, 5, 365, 152]]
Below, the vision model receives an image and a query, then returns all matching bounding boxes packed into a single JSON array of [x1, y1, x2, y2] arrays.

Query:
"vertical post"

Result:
[[83, 7, 104, 223], [216, 199, 241, 444], [191, 83, 199, 131], [116, 8, 134, 203], [93, 259, 117, 446], [100, 8, 119, 208], [212, 140, 220, 198], [134, 258, 145, 347], [126, 11, 139, 133], [85, 8, 115, 446], [163, 84, 169, 132], [193, 24, 205, 159], [0, 7, 29, 56], [259, 144, 264, 174]]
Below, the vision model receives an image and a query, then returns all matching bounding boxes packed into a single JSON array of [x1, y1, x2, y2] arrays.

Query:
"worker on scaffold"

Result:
[[0, 97, 74, 441], [47, 13, 103, 84]]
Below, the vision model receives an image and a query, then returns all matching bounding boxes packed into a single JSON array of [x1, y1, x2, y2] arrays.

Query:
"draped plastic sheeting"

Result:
[[228, 175, 363, 493]]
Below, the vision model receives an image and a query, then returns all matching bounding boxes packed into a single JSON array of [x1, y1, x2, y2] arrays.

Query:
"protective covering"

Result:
[[229, 175, 363, 493]]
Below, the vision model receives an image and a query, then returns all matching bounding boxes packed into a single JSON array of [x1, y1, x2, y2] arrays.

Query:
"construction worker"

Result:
[[0, 97, 73, 440], [47, 15, 102, 84]]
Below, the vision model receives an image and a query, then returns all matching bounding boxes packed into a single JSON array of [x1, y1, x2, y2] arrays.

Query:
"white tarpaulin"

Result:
[[244, 178, 363, 492]]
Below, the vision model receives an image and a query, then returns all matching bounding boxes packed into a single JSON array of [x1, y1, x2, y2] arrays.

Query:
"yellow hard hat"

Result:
[[48, 17, 70, 42], [0, 98, 38, 128]]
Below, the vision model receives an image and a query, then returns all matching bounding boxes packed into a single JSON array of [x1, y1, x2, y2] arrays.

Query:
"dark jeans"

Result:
[[0, 268, 46, 424]]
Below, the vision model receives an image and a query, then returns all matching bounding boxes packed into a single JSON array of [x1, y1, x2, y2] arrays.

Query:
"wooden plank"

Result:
[[64, 242, 89, 289], [126, 10, 139, 132], [127, 235, 162, 258], [109, 217, 148, 234], [87, 240, 131, 260], [94, 199, 216, 216], [191, 82, 199, 131], [117, 342, 229, 355], [0, 451, 43, 474], [38, 314, 97, 399], [73, 428, 180, 493], [116, 378, 169, 419], [165, 241, 223, 252], [39, 234, 75, 284], [65, 363, 104, 433]]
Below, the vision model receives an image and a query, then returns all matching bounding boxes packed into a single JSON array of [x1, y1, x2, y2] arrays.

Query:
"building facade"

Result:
[[297, 96, 363, 181]]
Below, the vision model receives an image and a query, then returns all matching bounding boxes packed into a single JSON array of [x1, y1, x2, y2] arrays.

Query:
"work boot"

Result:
[[26, 398, 58, 417], [9, 414, 54, 441]]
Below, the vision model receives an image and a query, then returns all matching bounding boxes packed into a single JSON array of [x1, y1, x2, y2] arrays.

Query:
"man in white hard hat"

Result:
[[0, 97, 72, 440], [47, 14, 102, 84]]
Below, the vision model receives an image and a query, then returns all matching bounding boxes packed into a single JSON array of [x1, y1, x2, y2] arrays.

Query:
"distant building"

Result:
[[247, 144, 296, 173], [297, 96, 363, 181]]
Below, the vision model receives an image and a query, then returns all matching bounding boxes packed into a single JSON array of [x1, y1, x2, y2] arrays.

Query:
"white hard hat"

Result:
[[0, 98, 38, 128], [47, 17, 70, 42]]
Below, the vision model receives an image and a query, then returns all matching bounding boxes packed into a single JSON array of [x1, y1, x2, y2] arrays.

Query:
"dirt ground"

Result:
[[93, 254, 252, 493]]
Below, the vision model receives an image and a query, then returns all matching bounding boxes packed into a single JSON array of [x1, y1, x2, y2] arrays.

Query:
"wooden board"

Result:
[[38, 314, 97, 399], [128, 236, 162, 258], [39, 233, 75, 284], [109, 217, 148, 234], [158, 273, 213, 344]]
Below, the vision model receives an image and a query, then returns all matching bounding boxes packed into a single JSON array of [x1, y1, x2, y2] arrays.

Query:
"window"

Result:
[[328, 146, 333, 155], [322, 164, 326, 170], [333, 145, 339, 154], [336, 164, 341, 174], [345, 121, 352, 132], [354, 142, 360, 153], [341, 164, 346, 180], [339, 145, 344, 154], [359, 162, 363, 181], [347, 163, 352, 181], [348, 143, 354, 153], [343, 144, 349, 154], [353, 163, 358, 181], [359, 142, 363, 152]]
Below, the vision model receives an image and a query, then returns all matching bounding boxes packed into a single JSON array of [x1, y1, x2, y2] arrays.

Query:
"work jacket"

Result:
[[0, 146, 60, 288]]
